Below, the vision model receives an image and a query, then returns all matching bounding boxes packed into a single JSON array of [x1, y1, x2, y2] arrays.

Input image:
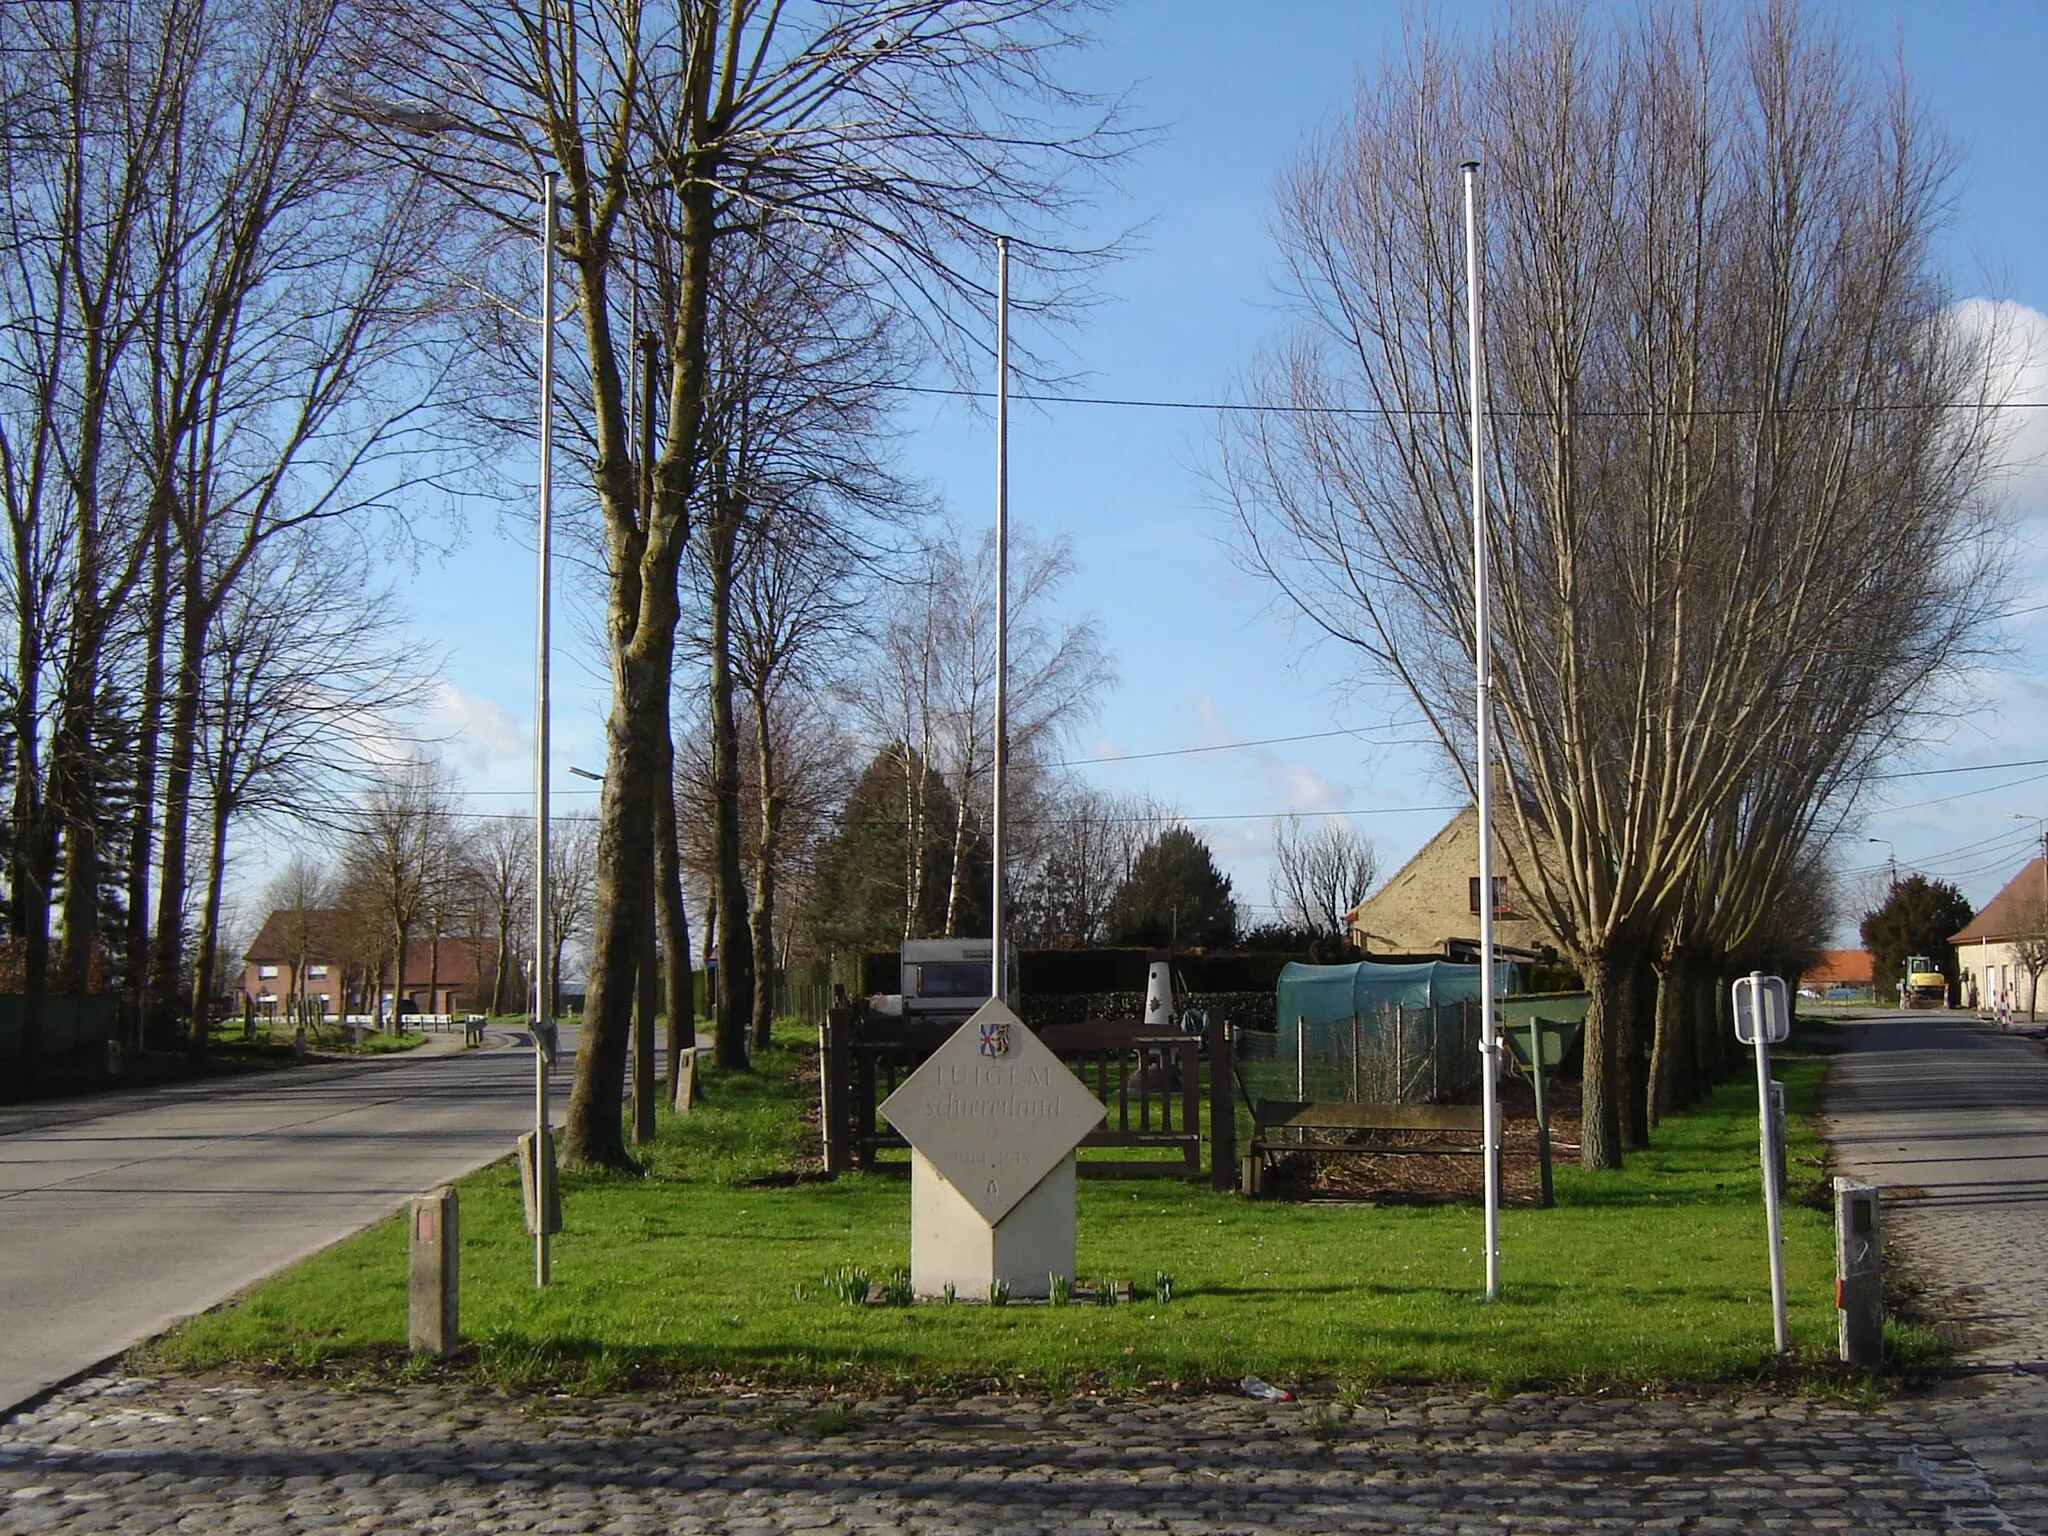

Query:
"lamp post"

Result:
[[1866, 837, 1897, 892], [321, 91, 559, 1286]]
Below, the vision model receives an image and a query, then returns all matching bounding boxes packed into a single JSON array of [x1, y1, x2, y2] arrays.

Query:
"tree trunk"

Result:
[[942, 758, 976, 937], [749, 686, 779, 1052], [7, 640, 52, 1084], [50, 619, 105, 995], [564, 641, 668, 1168], [1649, 949, 1692, 1128], [186, 805, 233, 1049], [490, 909, 512, 1015], [125, 524, 170, 1045], [1577, 942, 1636, 1170], [563, 125, 716, 1165], [150, 552, 206, 1045], [1622, 961, 1656, 1150], [427, 916, 442, 1019], [633, 860, 658, 1142], [656, 725, 694, 1089], [706, 504, 754, 1071], [391, 921, 411, 1030]]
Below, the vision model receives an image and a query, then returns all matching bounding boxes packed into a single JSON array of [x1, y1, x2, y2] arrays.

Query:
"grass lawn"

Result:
[[153, 1019, 1925, 1394], [201, 1017, 429, 1056]]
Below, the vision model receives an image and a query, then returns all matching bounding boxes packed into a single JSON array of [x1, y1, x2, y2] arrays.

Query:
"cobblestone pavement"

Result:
[[0, 1370, 2038, 1535]]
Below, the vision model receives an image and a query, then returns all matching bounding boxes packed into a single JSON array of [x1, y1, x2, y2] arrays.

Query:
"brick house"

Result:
[[1345, 805, 1560, 965], [240, 909, 498, 1019], [1799, 949, 1873, 996]]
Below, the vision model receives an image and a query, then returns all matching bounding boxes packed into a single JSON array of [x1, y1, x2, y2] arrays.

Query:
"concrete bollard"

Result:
[[519, 1129, 562, 1237], [408, 1187, 459, 1358], [671, 1047, 699, 1116], [1833, 1178, 1883, 1367]]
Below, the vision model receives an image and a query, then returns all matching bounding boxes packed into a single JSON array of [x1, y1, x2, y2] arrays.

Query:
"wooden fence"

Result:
[[819, 1007, 1230, 1181]]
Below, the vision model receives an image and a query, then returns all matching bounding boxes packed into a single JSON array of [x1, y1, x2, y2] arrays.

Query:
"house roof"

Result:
[[244, 909, 497, 990], [1803, 948, 1872, 986], [244, 907, 353, 964], [1951, 858, 2047, 945]]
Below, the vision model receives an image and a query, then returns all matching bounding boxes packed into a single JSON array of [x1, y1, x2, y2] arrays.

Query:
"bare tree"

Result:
[[342, 758, 456, 1031], [677, 219, 919, 1065], [1010, 784, 1175, 947], [134, 0, 454, 1043], [2013, 896, 2048, 1024], [262, 854, 335, 1023], [188, 530, 429, 1042], [1270, 815, 1378, 939], [358, 0, 1132, 1167], [849, 526, 1112, 944], [1226, 5, 2004, 1166], [726, 493, 877, 1049], [0, 0, 203, 1045], [545, 814, 598, 1023], [460, 816, 533, 1016]]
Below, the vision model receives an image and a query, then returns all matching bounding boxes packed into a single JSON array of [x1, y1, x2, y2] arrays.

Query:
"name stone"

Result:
[[881, 999, 1105, 1228]]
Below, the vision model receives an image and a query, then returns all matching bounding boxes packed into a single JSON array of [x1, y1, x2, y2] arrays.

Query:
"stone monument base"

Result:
[[910, 1149, 1077, 1300]]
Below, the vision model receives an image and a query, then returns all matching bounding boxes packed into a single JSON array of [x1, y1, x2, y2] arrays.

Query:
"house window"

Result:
[[1468, 876, 1511, 916], [307, 965, 328, 978], [258, 964, 279, 979]]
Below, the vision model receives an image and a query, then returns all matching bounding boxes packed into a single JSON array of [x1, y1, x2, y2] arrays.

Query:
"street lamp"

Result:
[[322, 89, 558, 1287], [1866, 837, 1897, 891]]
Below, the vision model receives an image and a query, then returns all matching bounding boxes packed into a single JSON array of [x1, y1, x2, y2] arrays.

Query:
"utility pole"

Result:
[[531, 171, 556, 1288], [991, 236, 1010, 1006], [1462, 158, 1500, 1303]]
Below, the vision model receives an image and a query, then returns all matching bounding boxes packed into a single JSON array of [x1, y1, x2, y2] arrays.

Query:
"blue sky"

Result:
[[370, 0, 2048, 949]]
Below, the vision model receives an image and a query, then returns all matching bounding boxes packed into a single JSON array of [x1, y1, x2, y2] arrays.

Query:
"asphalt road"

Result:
[[1824, 1007, 2048, 1367], [1823, 1007, 2048, 1534], [0, 1036, 545, 1416]]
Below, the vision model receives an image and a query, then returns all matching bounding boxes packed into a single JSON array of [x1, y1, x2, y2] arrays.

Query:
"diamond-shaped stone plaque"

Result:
[[880, 1000, 1105, 1226]]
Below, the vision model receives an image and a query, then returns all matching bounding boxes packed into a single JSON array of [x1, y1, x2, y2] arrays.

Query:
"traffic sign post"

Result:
[[1732, 972, 1791, 1353]]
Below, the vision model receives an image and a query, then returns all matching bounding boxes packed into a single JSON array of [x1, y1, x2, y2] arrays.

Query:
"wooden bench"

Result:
[[1241, 1100, 1486, 1197]]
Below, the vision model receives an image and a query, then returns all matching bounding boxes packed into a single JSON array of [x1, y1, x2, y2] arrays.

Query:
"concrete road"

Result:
[[0, 1037, 545, 1416]]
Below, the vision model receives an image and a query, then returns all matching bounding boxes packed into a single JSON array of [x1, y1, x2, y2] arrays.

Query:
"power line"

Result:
[[899, 382, 2048, 419], [1053, 726, 1430, 768], [448, 723, 1437, 793], [1880, 767, 2048, 815], [1869, 754, 2048, 782]]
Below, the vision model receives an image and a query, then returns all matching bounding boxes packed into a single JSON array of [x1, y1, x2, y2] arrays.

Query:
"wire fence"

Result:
[[1235, 999, 1485, 1107]]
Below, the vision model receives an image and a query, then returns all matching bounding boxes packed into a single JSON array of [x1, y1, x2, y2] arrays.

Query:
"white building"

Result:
[[1951, 857, 2047, 1018]]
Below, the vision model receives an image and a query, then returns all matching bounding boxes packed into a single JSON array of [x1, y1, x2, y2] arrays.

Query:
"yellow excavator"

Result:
[[1903, 955, 1948, 1009]]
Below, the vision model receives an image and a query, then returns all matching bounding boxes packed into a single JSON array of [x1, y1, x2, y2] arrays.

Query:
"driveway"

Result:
[[0, 1038, 545, 1416]]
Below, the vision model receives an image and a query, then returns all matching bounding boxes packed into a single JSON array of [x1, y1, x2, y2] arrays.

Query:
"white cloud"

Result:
[[1190, 692, 1235, 748], [1088, 734, 1127, 761], [425, 683, 530, 779], [1947, 297, 2048, 512], [1263, 757, 1341, 813]]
